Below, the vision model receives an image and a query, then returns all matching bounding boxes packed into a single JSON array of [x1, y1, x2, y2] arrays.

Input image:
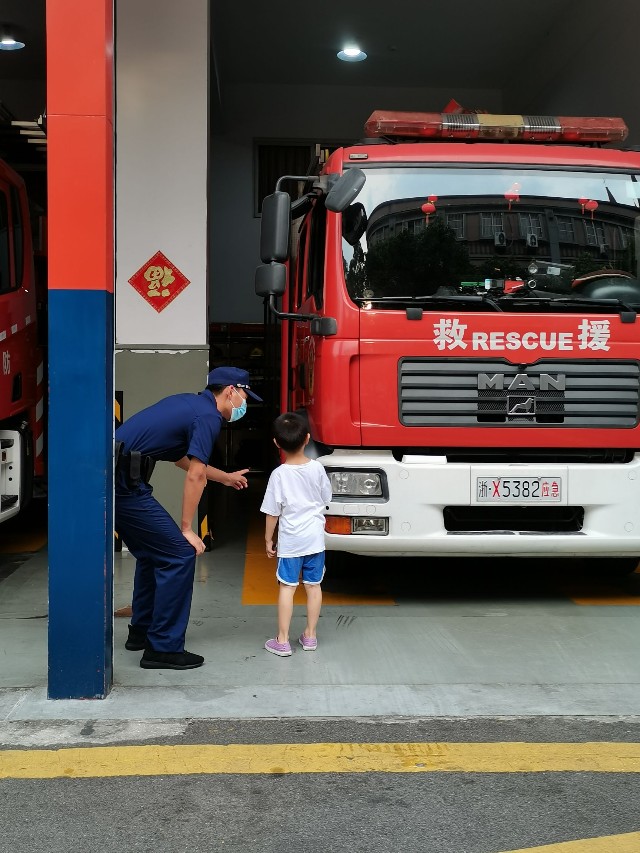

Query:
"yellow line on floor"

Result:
[[567, 568, 640, 606], [568, 585, 640, 606], [3, 741, 640, 779], [499, 831, 640, 852], [0, 531, 47, 554], [241, 512, 395, 605], [570, 592, 640, 606]]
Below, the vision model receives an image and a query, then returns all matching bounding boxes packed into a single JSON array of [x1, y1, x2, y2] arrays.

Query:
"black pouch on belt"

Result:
[[116, 449, 155, 487], [142, 456, 156, 484], [129, 451, 142, 484]]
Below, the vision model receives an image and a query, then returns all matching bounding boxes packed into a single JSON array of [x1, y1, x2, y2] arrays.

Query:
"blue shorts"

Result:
[[276, 552, 325, 587]]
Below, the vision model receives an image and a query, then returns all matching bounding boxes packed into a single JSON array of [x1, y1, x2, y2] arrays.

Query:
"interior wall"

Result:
[[116, 0, 209, 347], [503, 0, 640, 145], [115, 350, 209, 523], [212, 0, 640, 328], [210, 84, 503, 324], [115, 0, 209, 524]]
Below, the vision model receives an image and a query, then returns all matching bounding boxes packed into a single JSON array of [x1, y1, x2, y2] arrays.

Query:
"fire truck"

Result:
[[0, 157, 45, 524], [256, 107, 640, 573]]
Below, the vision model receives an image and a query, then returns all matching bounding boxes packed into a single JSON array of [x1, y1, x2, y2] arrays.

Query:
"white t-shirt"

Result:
[[260, 459, 332, 557]]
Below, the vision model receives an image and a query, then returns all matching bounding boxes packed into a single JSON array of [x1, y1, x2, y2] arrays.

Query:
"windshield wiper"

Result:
[[499, 294, 637, 323], [354, 294, 504, 313]]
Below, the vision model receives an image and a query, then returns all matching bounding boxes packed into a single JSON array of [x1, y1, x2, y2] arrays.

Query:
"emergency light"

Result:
[[364, 111, 629, 143]]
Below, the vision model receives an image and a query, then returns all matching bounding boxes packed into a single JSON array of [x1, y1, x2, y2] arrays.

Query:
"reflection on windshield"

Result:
[[342, 167, 640, 308]]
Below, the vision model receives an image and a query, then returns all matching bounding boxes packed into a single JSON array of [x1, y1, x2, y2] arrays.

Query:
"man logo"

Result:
[[507, 396, 536, 416], [477, 372, 566, 391]]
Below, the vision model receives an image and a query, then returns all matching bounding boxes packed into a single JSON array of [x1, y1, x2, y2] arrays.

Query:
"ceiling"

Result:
[[0, 0, 46, 89], [0, 0, 46, 198], [1, 0, 595, 113], [0, 0, 628, 184], [213, 0, 580, 90], [3, 0, 634, 111]]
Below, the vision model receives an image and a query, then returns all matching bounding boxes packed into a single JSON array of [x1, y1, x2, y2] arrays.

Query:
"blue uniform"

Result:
[[115, 392, 223, 652]]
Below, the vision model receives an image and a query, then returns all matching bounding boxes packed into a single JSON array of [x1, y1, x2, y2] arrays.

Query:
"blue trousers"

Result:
[[115, 481, 196, 652]]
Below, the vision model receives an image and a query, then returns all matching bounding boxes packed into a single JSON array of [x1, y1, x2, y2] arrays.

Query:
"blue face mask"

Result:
[[229, 388, 247, 422]]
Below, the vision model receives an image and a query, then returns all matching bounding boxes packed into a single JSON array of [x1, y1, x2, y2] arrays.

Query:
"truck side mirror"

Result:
[[260, 191, 291, 262], [325, 168, 366, 213], [255, 262, 286, 298]]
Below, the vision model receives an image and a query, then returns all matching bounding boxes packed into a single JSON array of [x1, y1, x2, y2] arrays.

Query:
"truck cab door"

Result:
[[287, 215, 309, 412], [291, 198, 327, 413]]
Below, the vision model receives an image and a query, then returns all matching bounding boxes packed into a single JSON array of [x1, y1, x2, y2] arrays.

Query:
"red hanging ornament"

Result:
[[584, 199, 598, 219], [504, 191, 519, 211], [578, 197, 588, 214], [427, 194, 438, 203], [421, 201, 436, 225], [504, 182, 521, 211]]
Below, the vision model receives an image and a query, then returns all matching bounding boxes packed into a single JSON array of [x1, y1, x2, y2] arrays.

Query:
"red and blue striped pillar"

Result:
[[47, 0, 115, 698]]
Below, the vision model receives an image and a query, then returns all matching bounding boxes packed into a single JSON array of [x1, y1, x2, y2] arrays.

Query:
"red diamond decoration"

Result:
[[128, 250, 191, 313]]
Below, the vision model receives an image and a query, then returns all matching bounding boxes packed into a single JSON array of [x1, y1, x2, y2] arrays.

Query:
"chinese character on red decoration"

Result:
[[128, 251, 191, 312]]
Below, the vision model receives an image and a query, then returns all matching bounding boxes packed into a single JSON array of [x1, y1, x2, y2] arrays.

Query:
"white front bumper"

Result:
[[0, 429, 23, 524], [321, 449, 640, 558]]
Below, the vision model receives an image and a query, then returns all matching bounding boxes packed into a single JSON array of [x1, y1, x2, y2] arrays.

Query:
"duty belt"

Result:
[[115, 441, 156, 487]]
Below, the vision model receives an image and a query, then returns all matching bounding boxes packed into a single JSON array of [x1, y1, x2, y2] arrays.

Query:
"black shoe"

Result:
[[125, 624, 147, 651], [140, 648, 204, 670]]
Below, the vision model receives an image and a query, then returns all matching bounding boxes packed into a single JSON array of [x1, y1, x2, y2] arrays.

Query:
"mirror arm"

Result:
[[265, 295, 316, 322], [275, 175, 325, 193], [264, 297, 337, 336]]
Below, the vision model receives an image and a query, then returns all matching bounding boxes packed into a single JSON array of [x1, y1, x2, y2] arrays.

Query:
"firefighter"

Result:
[[115, 366, 262, 669]]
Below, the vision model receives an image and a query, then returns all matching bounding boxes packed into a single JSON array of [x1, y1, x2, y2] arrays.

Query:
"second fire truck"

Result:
[[0, 157, 45, 524]]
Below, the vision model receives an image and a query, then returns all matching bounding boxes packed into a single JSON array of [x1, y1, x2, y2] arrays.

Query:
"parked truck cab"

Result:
[[256, 109, 640, 573]]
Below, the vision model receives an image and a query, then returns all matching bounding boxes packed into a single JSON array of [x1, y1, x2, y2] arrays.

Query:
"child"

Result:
[[260, 412, 332, 657]]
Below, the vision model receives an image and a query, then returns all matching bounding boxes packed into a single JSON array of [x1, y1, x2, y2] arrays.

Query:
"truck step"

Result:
[[1, 494, 19, 511]]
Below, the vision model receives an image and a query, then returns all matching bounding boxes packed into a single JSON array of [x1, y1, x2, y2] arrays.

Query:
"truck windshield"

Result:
[[341, 166, 640, 310]]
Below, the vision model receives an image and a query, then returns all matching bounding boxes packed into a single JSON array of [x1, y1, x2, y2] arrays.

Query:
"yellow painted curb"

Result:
[[499, 829, 640, 852], [3, 741, 640, 779]]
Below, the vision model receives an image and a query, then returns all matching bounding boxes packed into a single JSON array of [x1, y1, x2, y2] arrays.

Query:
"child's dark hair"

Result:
[[273, 412, 308, 452]]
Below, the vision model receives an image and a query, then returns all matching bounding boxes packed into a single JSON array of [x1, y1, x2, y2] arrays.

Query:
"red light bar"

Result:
[[364, 110, 629, 143]]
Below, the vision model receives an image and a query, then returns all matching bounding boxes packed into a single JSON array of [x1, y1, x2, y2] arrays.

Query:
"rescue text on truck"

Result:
[[256, 109, 640, 575]]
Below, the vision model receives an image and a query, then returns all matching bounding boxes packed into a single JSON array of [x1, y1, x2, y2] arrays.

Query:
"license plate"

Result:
[[476, 476, 563, 502]]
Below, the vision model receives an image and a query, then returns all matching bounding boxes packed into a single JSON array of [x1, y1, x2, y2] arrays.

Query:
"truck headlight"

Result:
[[329, 471, 383, 497]]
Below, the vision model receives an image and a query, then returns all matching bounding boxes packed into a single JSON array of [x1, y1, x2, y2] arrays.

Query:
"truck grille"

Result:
[[399, 358, 640, 428]]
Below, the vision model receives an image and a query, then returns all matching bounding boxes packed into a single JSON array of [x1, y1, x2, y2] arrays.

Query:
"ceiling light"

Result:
[[337, 46, 367, 62], [0, 31, 25, 50]]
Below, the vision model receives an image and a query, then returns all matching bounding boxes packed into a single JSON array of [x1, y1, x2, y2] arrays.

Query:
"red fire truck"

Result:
[[256, 108, 640, 573], [0, 157, 45, 524]]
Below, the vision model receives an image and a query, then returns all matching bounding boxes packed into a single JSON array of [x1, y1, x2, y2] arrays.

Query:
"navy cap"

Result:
[[207, 366, 263, 401]]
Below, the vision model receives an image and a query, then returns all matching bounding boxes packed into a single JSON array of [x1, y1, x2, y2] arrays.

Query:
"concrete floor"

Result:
[[2, 486, 640, 720]]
